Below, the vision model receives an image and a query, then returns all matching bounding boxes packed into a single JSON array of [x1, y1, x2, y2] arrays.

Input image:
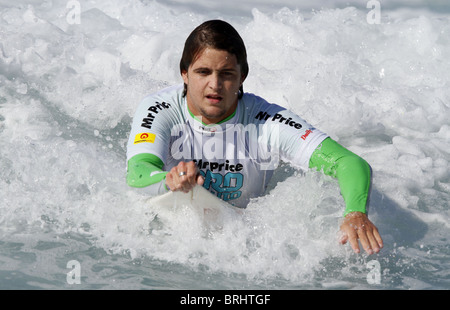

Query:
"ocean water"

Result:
[[0, 0, 449, 291]]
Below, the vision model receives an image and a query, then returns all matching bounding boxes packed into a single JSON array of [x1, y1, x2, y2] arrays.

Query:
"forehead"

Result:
[[191, 47, 238, 69]]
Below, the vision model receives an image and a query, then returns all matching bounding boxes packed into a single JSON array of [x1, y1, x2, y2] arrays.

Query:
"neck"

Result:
[[187, 103, 237, 126]]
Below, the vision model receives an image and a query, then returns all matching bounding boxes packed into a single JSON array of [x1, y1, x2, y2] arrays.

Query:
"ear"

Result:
[[240, 73, 247, 86], [181, 70, 188, 85]]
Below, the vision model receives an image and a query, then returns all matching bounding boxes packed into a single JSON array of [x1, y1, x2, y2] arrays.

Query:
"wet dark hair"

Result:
[[180, 20, 249, 99]]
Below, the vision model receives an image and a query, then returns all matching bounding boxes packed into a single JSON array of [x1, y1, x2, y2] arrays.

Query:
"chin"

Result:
[[202, 110, 226, 122]]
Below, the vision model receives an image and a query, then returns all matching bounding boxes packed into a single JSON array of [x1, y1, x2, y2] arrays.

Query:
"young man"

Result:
[[126, 20, 383, 255]]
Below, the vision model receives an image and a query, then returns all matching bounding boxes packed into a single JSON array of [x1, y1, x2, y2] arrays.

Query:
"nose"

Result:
[[208, 72, 222, 91]]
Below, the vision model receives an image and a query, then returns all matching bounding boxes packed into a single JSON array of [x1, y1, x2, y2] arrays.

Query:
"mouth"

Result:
[[205, 94, 223, 104]]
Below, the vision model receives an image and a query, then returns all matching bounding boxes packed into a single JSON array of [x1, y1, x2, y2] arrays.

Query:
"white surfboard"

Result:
[[146, 186, 242, 235], [147, 185, 236, 211]]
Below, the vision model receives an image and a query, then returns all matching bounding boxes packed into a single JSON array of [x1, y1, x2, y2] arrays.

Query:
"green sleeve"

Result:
[[309, 138, 371, 216], [126, 153, 168, 188]]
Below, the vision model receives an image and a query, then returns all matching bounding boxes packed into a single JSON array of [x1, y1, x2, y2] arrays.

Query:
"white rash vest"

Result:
[[127, 84, 328, 207]]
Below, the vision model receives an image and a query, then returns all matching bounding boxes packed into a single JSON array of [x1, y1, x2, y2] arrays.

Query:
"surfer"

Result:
[[126, 20, 383, 255]]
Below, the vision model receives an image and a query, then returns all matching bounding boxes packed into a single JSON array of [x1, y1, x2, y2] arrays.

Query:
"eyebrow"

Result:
[[193, 67, 237, 73]]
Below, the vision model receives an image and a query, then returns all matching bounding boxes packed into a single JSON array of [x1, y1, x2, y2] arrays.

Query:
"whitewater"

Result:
[[0, 0, 449, 290]]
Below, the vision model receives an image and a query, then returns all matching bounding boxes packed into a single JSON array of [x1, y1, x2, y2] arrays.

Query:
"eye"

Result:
[[195, 68, 211, 75], [220, 71, 236, 78]]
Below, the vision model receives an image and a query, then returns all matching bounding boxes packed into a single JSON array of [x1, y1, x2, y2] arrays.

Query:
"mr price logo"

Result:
[[134, 132, 156, 144], [301, 129, 312, 140]]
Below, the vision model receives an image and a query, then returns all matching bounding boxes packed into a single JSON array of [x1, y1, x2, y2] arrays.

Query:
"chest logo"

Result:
[[134, 132, 156, 144]]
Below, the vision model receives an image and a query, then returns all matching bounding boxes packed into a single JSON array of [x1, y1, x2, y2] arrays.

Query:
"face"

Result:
[[182, 47, 245, 124]]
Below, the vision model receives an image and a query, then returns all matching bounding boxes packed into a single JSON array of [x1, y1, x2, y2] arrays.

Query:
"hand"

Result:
[[165, 161, 204, 193], [339, 212, 383, 255]]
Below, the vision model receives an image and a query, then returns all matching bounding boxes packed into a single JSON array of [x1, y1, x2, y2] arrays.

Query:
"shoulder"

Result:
[[136, 84, 185, 116], [133, 84, 185, 130], [240, 92, 286, 122], [241, 92, 269, 107], [140, 84, 184, 108]]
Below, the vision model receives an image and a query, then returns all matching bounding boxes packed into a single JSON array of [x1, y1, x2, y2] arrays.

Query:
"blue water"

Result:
[[1, 0, 449, 290]]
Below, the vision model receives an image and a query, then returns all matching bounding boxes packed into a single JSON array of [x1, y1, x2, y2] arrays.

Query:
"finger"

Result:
[[179, 162, 196, 192], [369, 226, 383, 253], [357, 227, 374, 255], [366, 231, 379, 253], [374, 228, 384, 249], [185, 161, 199, 185], [165, 171, 174, 190], [346, 227, 361, 254], [173, 162, 187, 191], [170, 165, 187, 192], [176, 161, 187, 179], [167, 166, 182, 191], [196, 173, 205, 186], [338, 230, 348, 245], [178, 162, 198, 193]]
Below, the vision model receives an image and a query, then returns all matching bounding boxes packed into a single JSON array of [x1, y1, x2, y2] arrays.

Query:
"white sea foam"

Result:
[[0, 0, 449, 289]]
